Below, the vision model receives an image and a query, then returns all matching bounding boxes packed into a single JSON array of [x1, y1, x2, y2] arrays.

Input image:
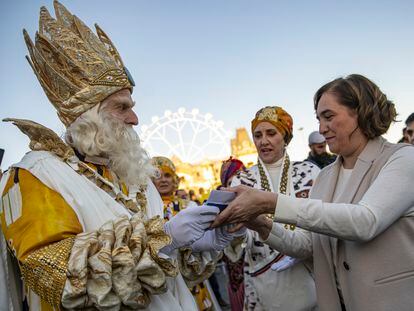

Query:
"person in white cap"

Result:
[[305, 131, 336, 168]]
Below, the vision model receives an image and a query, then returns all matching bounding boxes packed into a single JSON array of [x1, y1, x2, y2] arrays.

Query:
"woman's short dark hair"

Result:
[[314, 74, 397, 139]]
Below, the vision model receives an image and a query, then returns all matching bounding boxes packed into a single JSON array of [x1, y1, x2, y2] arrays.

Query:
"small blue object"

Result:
[[124, 66, 135, 86], [206, 202, 228, 212]]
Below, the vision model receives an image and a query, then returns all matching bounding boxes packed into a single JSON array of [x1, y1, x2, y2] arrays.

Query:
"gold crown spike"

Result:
[[23, 0, 133, 126]]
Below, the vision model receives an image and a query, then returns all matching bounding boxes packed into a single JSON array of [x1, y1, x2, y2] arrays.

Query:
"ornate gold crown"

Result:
[[23, 0, 134, 126]]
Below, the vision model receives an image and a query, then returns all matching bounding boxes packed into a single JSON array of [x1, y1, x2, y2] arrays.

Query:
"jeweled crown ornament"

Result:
[[23, 0, 135, 126]]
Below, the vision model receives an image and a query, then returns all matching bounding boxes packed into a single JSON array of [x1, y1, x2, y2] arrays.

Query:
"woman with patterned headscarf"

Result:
[[224, 106, 320, 310]]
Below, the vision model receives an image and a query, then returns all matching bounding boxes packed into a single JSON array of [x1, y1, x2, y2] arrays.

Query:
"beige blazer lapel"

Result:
[[311, 159, 342, 261], [329, 156, 373, 267], [335, 137, 384, 204], [330, 138, 384, 267], [335, 160, 372, 203], [320, 159, 341, 203], [309, 158, 345, 306]]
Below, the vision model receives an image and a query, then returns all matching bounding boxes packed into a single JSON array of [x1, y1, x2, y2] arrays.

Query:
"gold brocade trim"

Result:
[[89, 68, 129, 87], [62, 214, 177, 309], [178, 248, 221, 288], [256, 108, 280, 123], [3, 118, 75, 161], [23, 1, 133, 126], [258, 154, 296, 230], [135, 190, 148, 214], [76, 160, 148, 215], [20, 238, 75, 309], [145, 216, 179, 277]]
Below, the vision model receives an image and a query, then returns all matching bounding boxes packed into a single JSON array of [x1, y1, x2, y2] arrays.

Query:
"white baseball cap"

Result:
[[308, 131, 326, 145]]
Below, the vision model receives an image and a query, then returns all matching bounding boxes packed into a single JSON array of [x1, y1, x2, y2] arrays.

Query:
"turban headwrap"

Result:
[[220, 157, 246, 186], [151, 156, 179, 188], [251, 106, 293, 145]]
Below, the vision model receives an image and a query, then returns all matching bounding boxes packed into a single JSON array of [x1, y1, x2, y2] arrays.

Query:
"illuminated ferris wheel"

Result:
[[139, 108, 232, 164]]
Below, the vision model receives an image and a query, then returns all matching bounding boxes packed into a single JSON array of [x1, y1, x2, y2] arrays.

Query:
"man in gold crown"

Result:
[[0, 1, 234, 310]]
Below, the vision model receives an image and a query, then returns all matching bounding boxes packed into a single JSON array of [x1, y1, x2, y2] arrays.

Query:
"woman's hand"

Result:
[[245, 215, 273, 240], [211, 185, 277, 228], [226, 215, 273, 239]]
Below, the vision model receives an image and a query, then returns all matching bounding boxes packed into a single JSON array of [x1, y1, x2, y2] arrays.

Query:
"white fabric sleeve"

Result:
[[273, 147, 414, 242], [262, 223, 312, 259], [145, 180, 165, 218]]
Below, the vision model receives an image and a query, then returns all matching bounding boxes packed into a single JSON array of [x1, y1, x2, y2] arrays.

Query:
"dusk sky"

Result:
[[1, 0, 413, 169]]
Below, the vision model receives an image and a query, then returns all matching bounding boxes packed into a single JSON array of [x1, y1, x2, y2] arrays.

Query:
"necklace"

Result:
[[258, 154, 295, 230], [75, 160, 148, 214]]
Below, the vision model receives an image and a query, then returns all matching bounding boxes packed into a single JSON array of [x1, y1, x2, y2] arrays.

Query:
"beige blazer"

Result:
[[310, 137, 414, 311], [265, 137, 414, 311]]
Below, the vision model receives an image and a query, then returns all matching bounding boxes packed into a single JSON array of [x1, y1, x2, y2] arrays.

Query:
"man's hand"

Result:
[[163, 205, 219, 253], [211, 185, 277, 229], [190, 226, 247, 252]]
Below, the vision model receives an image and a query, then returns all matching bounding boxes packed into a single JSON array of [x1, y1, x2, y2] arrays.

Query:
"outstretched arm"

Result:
[[213, 147, 414, 243], [244, 215, 313, 259]]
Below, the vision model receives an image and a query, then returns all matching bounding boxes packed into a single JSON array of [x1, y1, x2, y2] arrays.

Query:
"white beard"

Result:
[[65, 105, 155, 186]]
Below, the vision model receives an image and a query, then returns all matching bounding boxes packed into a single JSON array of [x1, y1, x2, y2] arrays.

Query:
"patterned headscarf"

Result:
[[220, 157, 246, 186], [151, 156, 179, 187], [251, 106, 293, 145]]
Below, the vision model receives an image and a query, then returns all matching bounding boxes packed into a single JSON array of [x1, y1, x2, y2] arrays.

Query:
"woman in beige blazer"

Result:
[[213, 74, 414, 311]]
